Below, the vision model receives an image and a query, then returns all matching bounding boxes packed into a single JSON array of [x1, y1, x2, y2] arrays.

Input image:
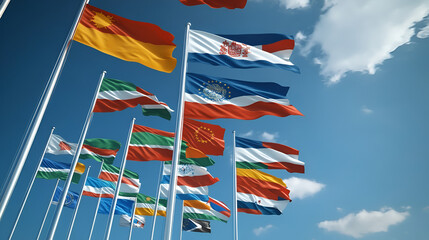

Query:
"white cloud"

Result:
[[313, 58, 322, 65], [253, 224, 274, 236], [305, 0, 429, 84], [279, 0, 310, 9], [423, 206, 429, 211], [417, 22, 429, 38], [283, 177, 325, 199], [240, 130, 254, 137], [318, 207, 409, 238], [261, 131, 279, 141], [337, 207, 344, 212], [361, 106, 373, 114]]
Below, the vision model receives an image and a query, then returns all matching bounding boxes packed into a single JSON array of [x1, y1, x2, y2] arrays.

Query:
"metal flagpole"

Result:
[[179, 201, 184, 240], [150, 162, 164, 240], [128, 198, 137, 240], [232, 131, 238, 240], [0, 0, 11, 19], [46, 70, 105, 240], [66, 166, 91, 240], [35, 179, 60, 240], [0, 0, 90, 221], [8, 127, 55, 240], [88, 161, 105, 240], [104, 118, 135, 240], [163, 22, 191, 240]]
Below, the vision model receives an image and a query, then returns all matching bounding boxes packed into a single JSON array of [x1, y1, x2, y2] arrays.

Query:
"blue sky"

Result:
[[1, 0, 429, 239]]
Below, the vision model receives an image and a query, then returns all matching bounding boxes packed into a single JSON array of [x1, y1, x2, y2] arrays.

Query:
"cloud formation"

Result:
[[253, 224, 274, 236], [304, 0, 429, 84], [417, 22, 429, 38], [283, 177, 325, 199], [261, 131, 279, 141], [318, 207, 409, 238], [361, 106, 373, 114], [279, 0, 310, 9]]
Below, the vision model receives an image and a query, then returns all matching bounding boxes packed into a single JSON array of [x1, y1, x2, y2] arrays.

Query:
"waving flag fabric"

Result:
[[36, 158, 85, 184], [179, 0, 246, 9], [183, 219, 211, 233], [47, 134, 76, 155], [74, 4, 176, 73], [184, 73, 302, 120], [188, 30, 299, 73], [236, 168, 290, 215], [80, 138, 121, 164], [183, 118, 225, 155], [127, 124, 215, 166], [83, 177, 116, 198], [94, 78, 173, 120], [98, 197, 134, 215], [134, 193, 167, 216], [236, 136, 304, 173], [99, 163, 141, 195], [120, 214, 145, 228], [183, 197, 231, 222], [52, 186, 79, 209]]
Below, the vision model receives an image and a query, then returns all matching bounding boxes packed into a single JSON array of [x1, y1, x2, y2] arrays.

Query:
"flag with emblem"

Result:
[[183, 197, 231, 222], [127, 124, 215, 166], [179, 0, 246, 9], [94, 78, 173, 120], [46, 134, 76, 155], [134, 193, 167, 217], [52, 186, 79, 209], [184, 73, 303, 120], [73, 4, 177, 73], [188, 30, 299, 73], [99, 163, 141, 195], [183, 118, 225, 156], [82, 177, 116, 198], [236, 136, 304, 173], [182, 218, 211, 233], [236, 168, 290, 215], [120, 214, 145, 228], [36, 158, 85, 184]]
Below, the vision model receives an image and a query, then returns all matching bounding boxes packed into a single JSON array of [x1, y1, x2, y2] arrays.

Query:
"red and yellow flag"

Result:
[[73, 5, 177, 73], [183, 118, 225, 156]]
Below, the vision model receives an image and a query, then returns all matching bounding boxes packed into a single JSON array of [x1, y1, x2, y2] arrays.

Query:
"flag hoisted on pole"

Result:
[[163, 22, 191, 240], [0, 0, 90, 220], [232, 131, 238, 240], [46, 70, 106, 240]]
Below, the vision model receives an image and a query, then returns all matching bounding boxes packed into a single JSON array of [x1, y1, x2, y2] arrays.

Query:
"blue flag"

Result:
[[52, 186, 79, 209], [98, 197, 134, 216]]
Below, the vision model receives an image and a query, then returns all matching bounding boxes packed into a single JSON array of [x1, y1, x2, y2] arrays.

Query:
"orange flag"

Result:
[[183, 118, 225, 156], [73, 4, 177, 73]]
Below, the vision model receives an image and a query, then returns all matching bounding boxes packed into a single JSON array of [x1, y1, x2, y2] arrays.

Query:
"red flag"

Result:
[[183, 118, 225, 156], [179, 0, 247, 9]]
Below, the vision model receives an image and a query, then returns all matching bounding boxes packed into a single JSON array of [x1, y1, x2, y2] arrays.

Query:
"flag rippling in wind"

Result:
[[183, 197, 231, 222], [73, 4, 177, 73], [83, 177, 116, 198], [94, 78, 173, 120], [184, 73, 302, 120], [52, 186, 80, 209], [235, 136, 304, 173], [179, 0, 247, 9], [120, 214, 145, 228], [99, 163, 141, 195], [182, 218, 211, 233], [188, 30, 299, 72], [135, 193, 167, 217], [36, 158, 85, 184], [183, 118, 225, 156], [98, 197, 134, 215]]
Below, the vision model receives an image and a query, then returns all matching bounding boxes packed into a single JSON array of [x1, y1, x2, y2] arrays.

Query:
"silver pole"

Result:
[[163, 22, 191, 240], [104, 118, 135, 240], [150, 162, 164, 240], [8, 127, 55, 240], [35, 179, 60, 240], [88, 161, 105, 240], [179, 201, 184, 240], [46, 70, 105, 240], [232, 131, 238, 240], [0, 0, 11, 19], [128, 198, 137, 240], [66, 166, 92, 240], [0, 0, 90, 220]]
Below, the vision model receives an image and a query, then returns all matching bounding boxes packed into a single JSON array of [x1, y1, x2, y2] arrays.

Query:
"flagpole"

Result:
[[179, 201, 184, 240], [232, 131, 238, 240], [150, 162, 164, 240], [8, 127, 55, 240], [46, 70, 105, 240], [104, 118, 135, 240], [88, 160, 105, 240], [163, 22, 191, 240], [35, 179, 60, 240], [0, 0, 90, 220], [0, 0, 11, 19], [66, 166, 91, 240], [128, 198, 137, 240]]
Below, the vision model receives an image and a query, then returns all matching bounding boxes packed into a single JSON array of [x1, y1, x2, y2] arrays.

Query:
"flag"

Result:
[[94, 78, 173, 120], [36, 158, 85, 184], [120, 215, 145, 228], [184, 73, 303, 120], [52, 186, 79, 209], [47, 134, 76, 155], [82, 177, 116, 198], [73, 4, 176, 73], [236, 168, 290, 215], [99, 163, 141, 195], [134, 193, 167, 217], [182, 118, 225, 155], [179, 0, 246, 9], [235, 136, 304, 173], [182, 218, 211, 233], [98, 197, 134, 215], [80, 138, 121, 164], [160, 163, 217, 201], [127, 124, 215, 166], [188, 30, 299, 73], [183, 197, 231, 222]]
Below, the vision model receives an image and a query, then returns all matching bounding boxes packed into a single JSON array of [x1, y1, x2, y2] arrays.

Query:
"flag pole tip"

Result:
[[187, 22, 191, 27], [52, 127, 56, 130], [103, 70, 107, 74]]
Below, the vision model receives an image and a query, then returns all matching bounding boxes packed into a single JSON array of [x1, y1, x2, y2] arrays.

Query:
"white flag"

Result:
[[119, 214, 145, 228], [46, 134, 77, 155]]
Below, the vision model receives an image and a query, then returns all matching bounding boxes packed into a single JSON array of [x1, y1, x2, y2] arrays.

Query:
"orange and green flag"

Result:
[[73, 4, 177, 73]]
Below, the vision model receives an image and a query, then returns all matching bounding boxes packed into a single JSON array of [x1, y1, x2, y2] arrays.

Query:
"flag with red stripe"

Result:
[[99, 163, 141, 195]]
